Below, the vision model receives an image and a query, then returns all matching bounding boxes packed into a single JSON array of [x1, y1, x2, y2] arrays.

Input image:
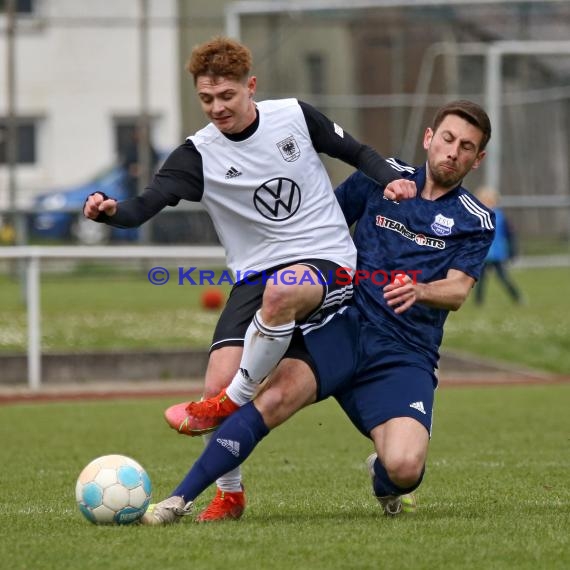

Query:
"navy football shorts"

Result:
[[334, 364, 436, 437], [302, 305, 437, 436], [299, 305, 360, 400]]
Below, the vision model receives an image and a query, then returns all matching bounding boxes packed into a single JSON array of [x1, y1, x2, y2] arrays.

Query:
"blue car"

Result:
[[30, 164, 139, 244], [30, 159, 222, 246]]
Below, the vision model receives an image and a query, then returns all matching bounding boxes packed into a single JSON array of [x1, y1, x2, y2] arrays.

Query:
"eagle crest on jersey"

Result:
[[276, 136, 301, 162]]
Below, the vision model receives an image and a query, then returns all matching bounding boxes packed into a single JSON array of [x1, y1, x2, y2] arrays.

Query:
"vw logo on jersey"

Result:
[[276, 136, 301, 162], [431, 214, 455, 236], [253, 177, 302, 221]]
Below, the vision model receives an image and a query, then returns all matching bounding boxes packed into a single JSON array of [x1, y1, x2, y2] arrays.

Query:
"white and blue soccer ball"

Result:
[[75, 454, 152, 525]]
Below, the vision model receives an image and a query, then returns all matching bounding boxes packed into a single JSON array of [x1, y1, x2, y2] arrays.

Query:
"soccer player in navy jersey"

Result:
[[143, 99, 495, 524], [83, 36, 415, 521]]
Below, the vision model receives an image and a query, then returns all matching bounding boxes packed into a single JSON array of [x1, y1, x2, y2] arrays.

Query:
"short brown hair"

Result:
[[432, 100, 492, 151], [186, 36, 252, 85]]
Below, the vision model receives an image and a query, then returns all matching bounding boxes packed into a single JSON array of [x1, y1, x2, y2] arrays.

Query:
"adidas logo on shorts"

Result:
[[409, 401, 426, 415]]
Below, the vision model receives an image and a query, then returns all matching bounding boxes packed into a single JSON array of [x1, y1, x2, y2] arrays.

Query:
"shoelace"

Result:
[[172, 501, 193, 516], [186, 395, 227, 417], [199, 494, 241, 517]]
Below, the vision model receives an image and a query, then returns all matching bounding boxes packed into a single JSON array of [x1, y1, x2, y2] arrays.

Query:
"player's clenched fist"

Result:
[[383, 273, 418, 315], [83, 192, 118, 219], [384, 179, 417, 202]]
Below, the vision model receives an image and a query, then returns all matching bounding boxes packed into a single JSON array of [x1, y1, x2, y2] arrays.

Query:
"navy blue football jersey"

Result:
[[335, 160, 495, 367]]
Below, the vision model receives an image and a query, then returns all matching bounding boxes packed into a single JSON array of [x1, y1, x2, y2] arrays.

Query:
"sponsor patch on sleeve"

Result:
[[333, 123, 344, 138]]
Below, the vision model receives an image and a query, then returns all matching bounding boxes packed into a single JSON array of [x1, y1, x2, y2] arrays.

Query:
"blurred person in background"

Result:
[[120, 127, 160, 200], [474, 186, 523, 305]]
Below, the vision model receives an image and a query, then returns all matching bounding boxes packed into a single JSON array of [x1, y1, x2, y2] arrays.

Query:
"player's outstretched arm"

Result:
[[299, 101, 418, 192]]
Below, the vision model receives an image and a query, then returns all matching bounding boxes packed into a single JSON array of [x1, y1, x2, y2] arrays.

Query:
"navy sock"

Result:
[[171, 402, 270, 503], [372, 457, 425, 497]]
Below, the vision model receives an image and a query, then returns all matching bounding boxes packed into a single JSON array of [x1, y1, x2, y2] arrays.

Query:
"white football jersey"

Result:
[[188, 98, 356, 278]]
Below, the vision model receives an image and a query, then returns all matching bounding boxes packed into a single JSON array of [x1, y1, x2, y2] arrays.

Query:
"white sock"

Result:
[[226, 310, 295, 406], [203, 432, 243, 492]]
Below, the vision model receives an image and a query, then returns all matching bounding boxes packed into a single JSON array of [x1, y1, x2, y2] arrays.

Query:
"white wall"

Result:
[[0, 0, 180, 207]]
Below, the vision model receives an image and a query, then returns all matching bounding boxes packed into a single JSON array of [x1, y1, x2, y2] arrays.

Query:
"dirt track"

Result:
[[1, 372, 568, 406]]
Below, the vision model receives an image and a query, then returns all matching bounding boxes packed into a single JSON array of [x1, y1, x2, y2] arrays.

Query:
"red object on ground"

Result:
[[201, 288, 224, 310]]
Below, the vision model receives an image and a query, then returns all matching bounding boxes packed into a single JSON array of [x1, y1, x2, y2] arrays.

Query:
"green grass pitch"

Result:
[[1, 384, 568, 570]]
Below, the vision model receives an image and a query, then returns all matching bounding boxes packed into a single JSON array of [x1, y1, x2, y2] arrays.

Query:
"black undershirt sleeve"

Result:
[[95, 141, 205, 228], [299, 100, 400, 186]]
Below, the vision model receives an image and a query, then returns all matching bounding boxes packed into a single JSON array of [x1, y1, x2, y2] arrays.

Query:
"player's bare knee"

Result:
[[254, 386, 288, 428], [261, 281, 296, 322], [385, 455, 424, 489], [257, 385, 286, 413]]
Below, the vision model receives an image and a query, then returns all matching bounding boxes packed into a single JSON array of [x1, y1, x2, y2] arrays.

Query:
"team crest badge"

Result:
[[431, 214, 454, 236], [277, 136, 301, 162]]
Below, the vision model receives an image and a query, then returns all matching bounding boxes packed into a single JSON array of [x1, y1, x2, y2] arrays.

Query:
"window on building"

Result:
[[113, 117, 159, 162], [306, 53, 326, 95], [0, 118, 37, 164], [115, 120, 139, 161], [0, 0, 34, 14]]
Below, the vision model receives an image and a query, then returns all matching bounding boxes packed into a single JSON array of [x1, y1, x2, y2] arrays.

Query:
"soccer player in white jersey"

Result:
[[143, 100, 495, 524], [83, 36, 415, 521]]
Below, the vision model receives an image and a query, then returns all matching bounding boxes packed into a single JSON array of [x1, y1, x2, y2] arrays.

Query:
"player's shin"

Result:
[[170, 403, 270, 503], [226, 310, 295, 405], [204, 432, 243, 493]]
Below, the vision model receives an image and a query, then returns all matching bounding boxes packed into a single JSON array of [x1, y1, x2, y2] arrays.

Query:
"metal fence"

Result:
[[0, 245, 226, 390], [1, 245, 569, 390]]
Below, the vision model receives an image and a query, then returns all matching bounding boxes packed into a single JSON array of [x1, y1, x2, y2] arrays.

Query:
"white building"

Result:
[[0, 0, 180, 208]]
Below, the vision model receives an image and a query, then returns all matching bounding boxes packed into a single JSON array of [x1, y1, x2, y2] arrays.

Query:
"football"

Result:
[[75, 454, 152, 525]]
